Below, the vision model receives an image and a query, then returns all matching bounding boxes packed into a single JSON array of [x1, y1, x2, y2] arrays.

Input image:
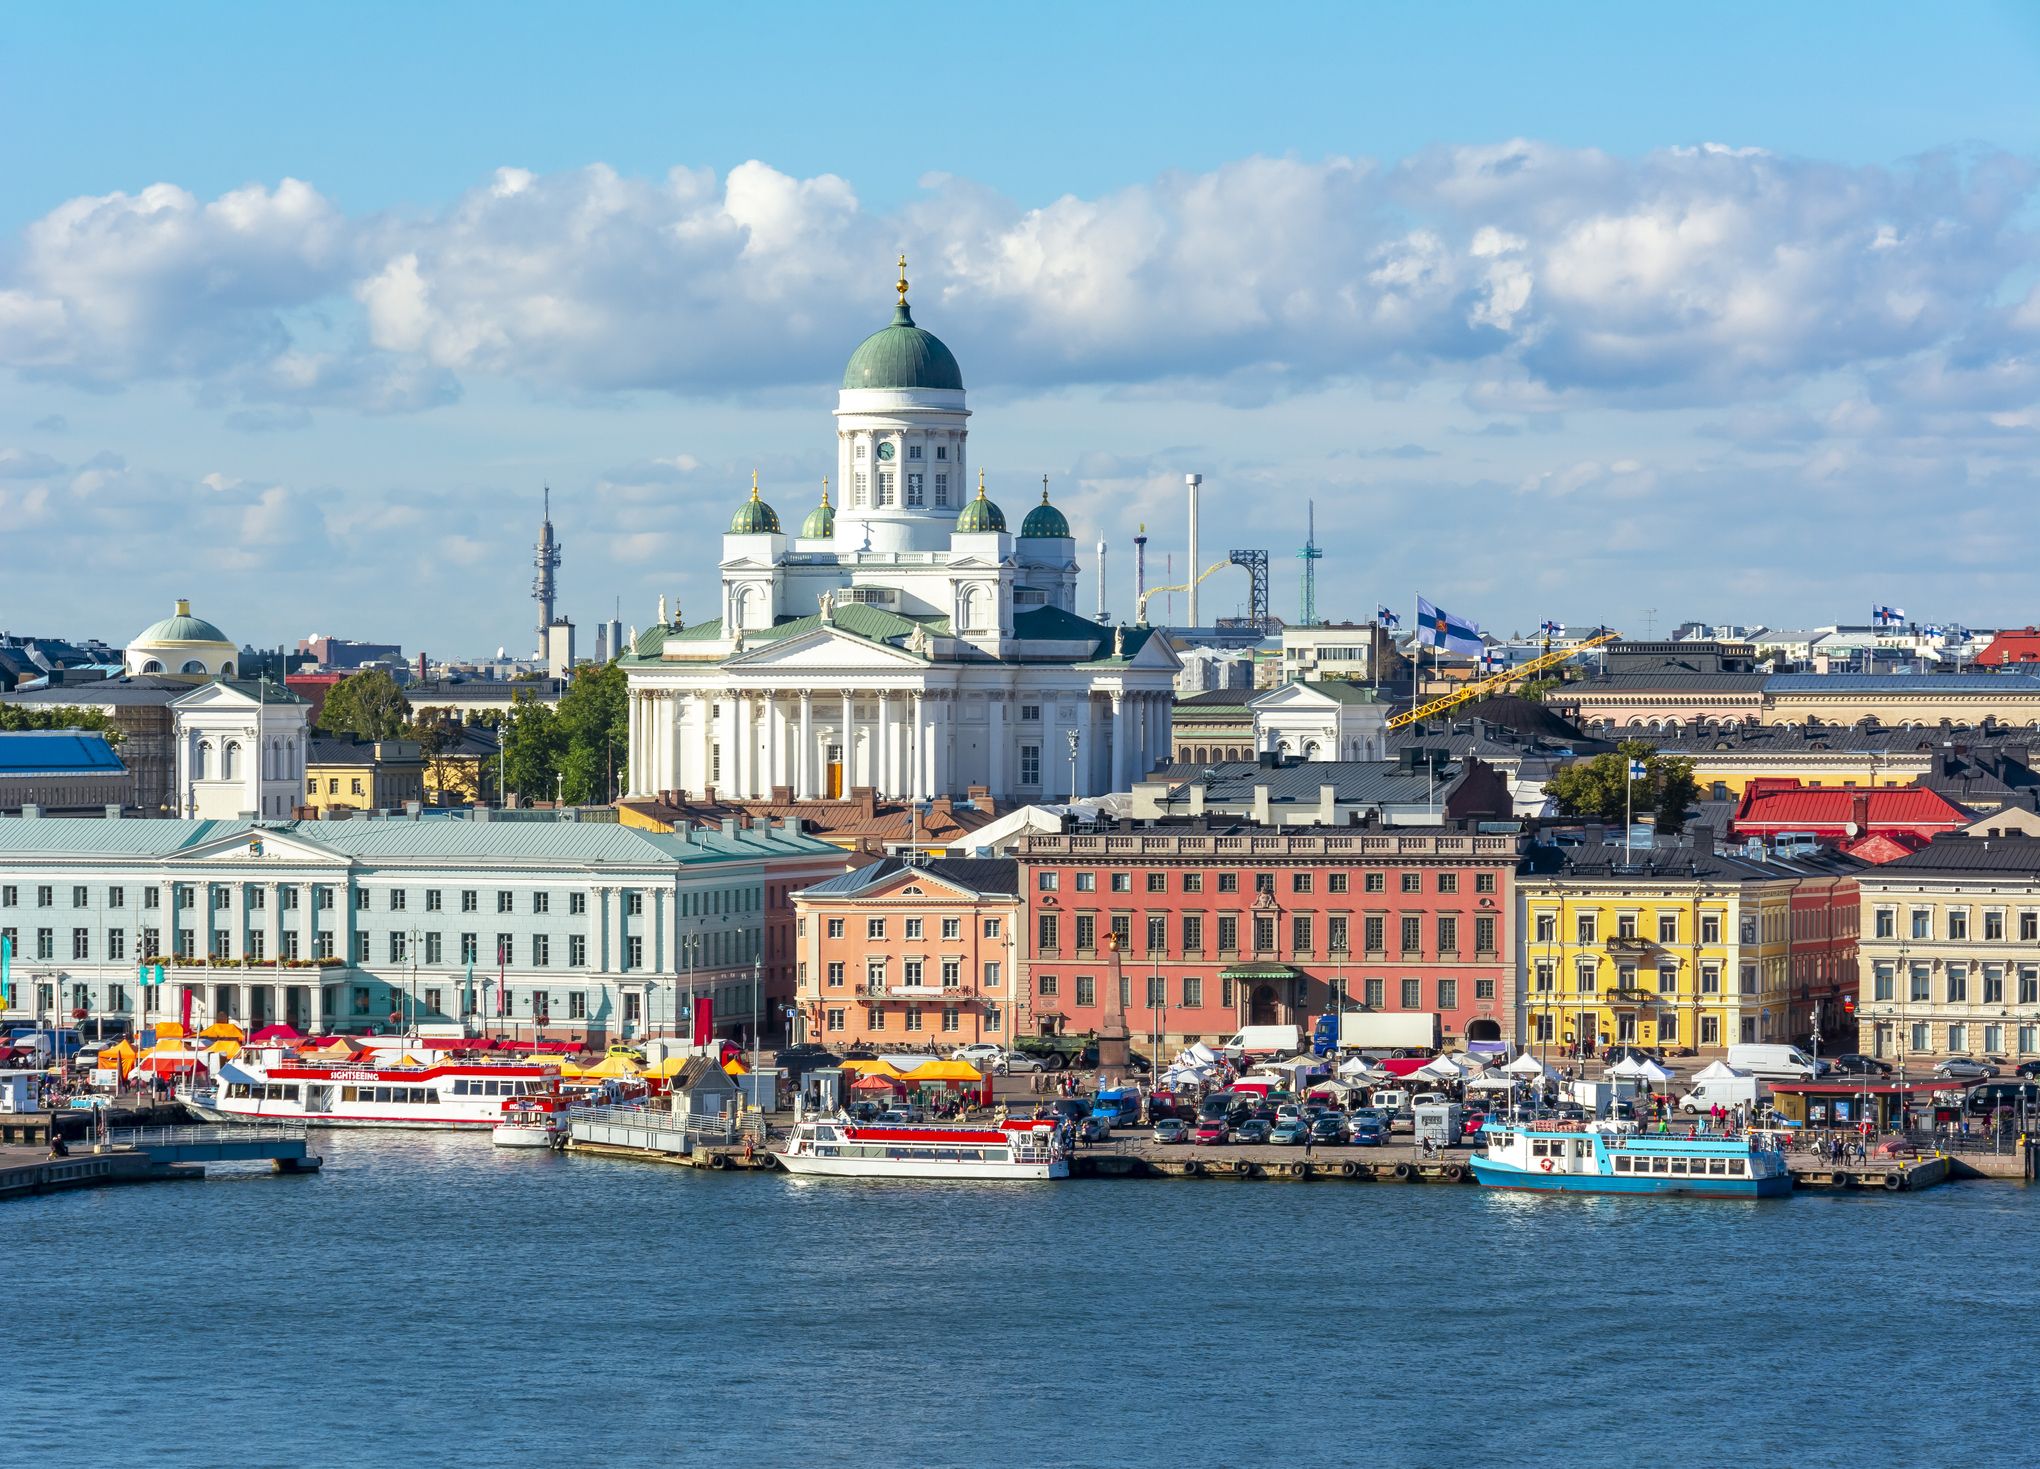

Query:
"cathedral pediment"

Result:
[[723, 625, 928, 670]]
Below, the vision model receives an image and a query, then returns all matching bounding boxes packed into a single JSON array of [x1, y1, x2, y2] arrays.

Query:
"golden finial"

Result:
[[750, 469, 760, 501], [896, 253, 909, 305], [820, 475, 830, 508], [977, 467, 987, 499]]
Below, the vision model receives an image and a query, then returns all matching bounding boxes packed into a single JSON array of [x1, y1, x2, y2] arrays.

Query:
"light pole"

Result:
[[1067, 727, 1080, 803], [752, 955, 763, 1093]]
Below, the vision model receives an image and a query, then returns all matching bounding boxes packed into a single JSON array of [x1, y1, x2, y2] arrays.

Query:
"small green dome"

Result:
[[134, 599, 231, 645], [956, 473, 1007, 533], [1020, 482, 1070, 539], [841, 259, 964, 392], [729, 471, 782, 535], [801, 481, 836, 539]]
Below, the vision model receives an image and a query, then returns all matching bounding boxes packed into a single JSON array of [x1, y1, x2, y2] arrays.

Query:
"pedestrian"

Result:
[[1304, 1128, 1316, 1162]]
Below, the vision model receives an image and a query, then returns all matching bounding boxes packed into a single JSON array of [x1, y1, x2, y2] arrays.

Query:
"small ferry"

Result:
[[193, 1052, 562, 1129], [777, 1116, 1068, 1181], [493, 1097, 566, 1149], [1470, 1117, 1791, 1198]]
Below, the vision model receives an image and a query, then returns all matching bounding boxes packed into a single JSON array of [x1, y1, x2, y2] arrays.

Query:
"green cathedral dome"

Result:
[[1020, 482, 1070, 539], [956, 472, 1007, 533], [841, 258, 965, 392], [801, 480, 836, 539], [729, 472, 782, 534]]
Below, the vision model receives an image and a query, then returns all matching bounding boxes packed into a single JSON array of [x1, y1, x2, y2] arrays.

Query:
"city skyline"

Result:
[[5, 5, 2040, 653]]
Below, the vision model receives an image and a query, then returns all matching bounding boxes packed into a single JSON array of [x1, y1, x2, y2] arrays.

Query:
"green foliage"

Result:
[[1546, 739, 1701, 834], [320, 669, 411, 740], [1514, 676, 1561, 703], [554, 662, 628, 804], [0, 704, 124, 746], [501, 691, 566, 802]]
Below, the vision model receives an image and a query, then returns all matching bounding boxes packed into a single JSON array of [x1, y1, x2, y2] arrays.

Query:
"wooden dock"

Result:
[[1787, 1155, 1951, 1192]]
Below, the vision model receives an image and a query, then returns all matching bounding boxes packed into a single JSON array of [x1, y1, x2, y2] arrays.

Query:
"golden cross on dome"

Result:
[[977, 467, 987, 498], [749, 469, 760, 501], [820, 476, 830, 507], [897, 254, 909, 304]]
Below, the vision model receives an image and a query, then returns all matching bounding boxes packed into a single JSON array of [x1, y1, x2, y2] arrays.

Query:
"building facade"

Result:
[[1518, 833, 1856, 1058], [171, 681, 310, 820], [0, 813, 842, 1046], [1017, 825, 1522, 1052], [1854, 837, 2040, 1065], [792, 856, 1020, 1047], [305, 738, 428, 814], [620, 266, 1179, 806]]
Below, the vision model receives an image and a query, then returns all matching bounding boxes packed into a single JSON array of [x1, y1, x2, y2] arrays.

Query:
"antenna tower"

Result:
[[1297, 499, 1322, 627]]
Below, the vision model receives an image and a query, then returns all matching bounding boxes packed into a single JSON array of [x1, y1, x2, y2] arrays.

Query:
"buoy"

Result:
[[1445, 1163, 1466, 1183], [1883, 1171, 1902, 1191], [1393, 1161, 1413, 1181], [709, 1153, 730, 1171], [1183, 1158, 1202, 1176], [1339, 1160, 1360, 1178]]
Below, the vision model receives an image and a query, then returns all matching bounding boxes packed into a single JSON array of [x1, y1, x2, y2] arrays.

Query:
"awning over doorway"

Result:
[[1219, 964, 1304, 982]]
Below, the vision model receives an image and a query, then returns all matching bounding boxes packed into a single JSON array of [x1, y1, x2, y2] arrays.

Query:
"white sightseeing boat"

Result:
[[191, 1051, 562, 1130], [492, 1096, 566, 1149], [776, 1117, 1068, 1181]]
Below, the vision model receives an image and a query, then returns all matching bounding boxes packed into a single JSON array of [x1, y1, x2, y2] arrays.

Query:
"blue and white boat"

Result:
[[1470, 1117, 1791, 1198]]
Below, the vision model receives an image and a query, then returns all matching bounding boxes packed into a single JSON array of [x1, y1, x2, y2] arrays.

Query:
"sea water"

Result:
[[18, 1132, 2038, 1468]]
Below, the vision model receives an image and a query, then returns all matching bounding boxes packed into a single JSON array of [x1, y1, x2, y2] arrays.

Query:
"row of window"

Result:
[[826, 1003, 999, 1034], [2, 923, 763, 972], [819, 958, 1001, 989], [1027, 973, 1494, 1012], [821, 916, 1003, 941], [1872, 908, 2040, 943], [1038, 870, 1500, 896], [854, 439, 951, 461], [1532, 911, 1758, 946], [1530, 1012, 1713, 1046], [1035, 912, 1498, 957], [0, 883, 743, 919], [1870, 961, 2040, 1006], [1531, 959, 1758, 996], [1878, 1021, 2040, 1055]]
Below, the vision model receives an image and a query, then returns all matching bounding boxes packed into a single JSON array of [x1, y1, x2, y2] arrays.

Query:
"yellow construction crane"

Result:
[[1136, 560, 1234, 626], [1387, 631, 1619, 730]]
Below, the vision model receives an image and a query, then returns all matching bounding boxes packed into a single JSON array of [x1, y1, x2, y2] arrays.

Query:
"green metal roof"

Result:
[[956, 488, 1007, 533], [729, 475, 782, 534], [1019, 492, 1070, 539], [133, 606, 232, 645], [841, 302, 964, 392], [800, 493, 836, 539]]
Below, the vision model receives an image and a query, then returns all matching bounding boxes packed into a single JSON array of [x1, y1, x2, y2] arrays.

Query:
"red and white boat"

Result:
[[776, 1116, 1068, 1181], [192, 1051, 563, 1129]]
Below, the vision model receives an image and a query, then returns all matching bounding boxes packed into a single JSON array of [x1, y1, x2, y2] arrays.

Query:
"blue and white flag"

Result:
[[1627, 758, 1648, 780], [1874, 604, 1906, 625], [1416, 596, 1483, 656], [1539, 619, 1564, 638], [1376, 605, 1401, 628]]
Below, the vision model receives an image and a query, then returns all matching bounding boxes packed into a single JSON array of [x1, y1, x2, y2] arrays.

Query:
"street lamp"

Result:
[[1066, 727, 1081, 802]]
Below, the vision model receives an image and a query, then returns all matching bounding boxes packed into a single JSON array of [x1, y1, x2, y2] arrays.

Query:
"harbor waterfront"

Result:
[[21, 1129, 2040, 1468]]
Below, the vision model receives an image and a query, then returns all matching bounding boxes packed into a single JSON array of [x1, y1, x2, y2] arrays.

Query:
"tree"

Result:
[[1546, 739, 1700, 834], [554, 662, 628, 804], [500, 691, 565, 803], [320, 669, 411, 740], [0, 705, 123, 745]]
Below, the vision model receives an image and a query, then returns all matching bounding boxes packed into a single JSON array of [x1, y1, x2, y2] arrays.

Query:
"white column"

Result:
[[910, 692, 926, 800], [735, 694, 754, 798], [797, 691, 814, 799], [627, 692, 642, 793], [933, 693, 951, 797], [1111, 692, 1128, 793], [698, 693, 715, 797], [841, 690, 855, 792], [877, 691, 893, 797], [987, 693, 1006, 797]]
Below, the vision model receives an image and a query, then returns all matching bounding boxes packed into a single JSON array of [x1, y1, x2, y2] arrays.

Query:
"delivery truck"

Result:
[[1217, 1024, 1303, 1062], [1310, 1011, 1441, 1056]]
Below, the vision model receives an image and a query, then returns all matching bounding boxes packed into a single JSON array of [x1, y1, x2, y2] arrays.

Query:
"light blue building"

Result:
[[0, 811, 844, 1045]]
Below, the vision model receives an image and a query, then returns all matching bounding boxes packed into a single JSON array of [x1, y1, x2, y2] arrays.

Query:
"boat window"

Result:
[[1670, 1158, 1688, 1174], [1652, 1157, 1670, 1174], [453, 1079, 469, 1095], [1613, 1156, 1630, 1172], [1709, 1158, 1727, 1176]]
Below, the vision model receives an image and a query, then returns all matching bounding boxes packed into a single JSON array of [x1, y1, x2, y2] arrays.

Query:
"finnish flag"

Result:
[[1628, 759, 1648, 780]]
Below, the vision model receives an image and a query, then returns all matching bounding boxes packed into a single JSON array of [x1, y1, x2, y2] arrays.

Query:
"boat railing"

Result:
[[112, 1123, 309, 1146]]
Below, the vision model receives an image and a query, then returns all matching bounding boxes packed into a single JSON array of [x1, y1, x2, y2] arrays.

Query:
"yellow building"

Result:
[[416, 724, 499, 807], [304, 737, 426, 814], [1520, 832, 1799, 1057]]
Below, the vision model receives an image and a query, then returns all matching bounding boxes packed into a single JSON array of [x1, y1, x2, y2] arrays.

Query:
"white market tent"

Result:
[[1466, 1074, 1520, 1094], [1608, 1056, 1649, 1079], [1691, 1059, 1749, 1083], [1504, 1053, 1560, 1080], [1416, 1055, 1470, 1082], [1635, 1059, 1674, 1085]]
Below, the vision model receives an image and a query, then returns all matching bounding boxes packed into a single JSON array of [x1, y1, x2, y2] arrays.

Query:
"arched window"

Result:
[[219, 661, 234, 678], [222, 742, 240, 780], [180, 659, 207, 675], [198, 740, 213, 780], [142, 659, 163, 674], [963, 587, 988, 630]]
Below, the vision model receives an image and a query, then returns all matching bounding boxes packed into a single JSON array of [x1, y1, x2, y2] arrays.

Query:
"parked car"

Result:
[[1935, 1057, 1998, 1080], [1275, 1103, 1304, 1124], [1460, 1110, 1488, 1140], [1233, 1119, 1274, 1145], [951, 1042, 1004, 1066], [1350, 1107, 1392, 1135], [994, 1050, 1044, 1074], [1152, 1117, 1189, 1145], [1192, 1119, 1230, 1145], [1963, 1081, 2040, 1117], [1076, 1114, 1114, 1143], [1271, 1118, 1311, 1146], [1603, 1045, 1657, 1066], [1827, 1053, 1892, 1078], [1307, 1116, 1345, 1145], [2016, 1060, 2040, 1080], [1347, 1117, 1385, 1146]]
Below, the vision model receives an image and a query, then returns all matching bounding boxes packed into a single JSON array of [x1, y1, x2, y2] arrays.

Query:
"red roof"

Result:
[[1976, 628, 2040, 666], [1840, 831, 1927, 864], [1730, 779, 1969, 842]]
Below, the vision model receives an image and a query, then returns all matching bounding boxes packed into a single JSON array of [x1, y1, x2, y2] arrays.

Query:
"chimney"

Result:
[[1252, 784, 1272, 827], [1188, 784, 1205, 817], [720, 816, 738, 839], [1686, 826, 1715, 855], [1850, 791, 1871, 835], [1319, 784, 1337, 825], [417, 652, 427, 682], [771, 784, 792, 803]]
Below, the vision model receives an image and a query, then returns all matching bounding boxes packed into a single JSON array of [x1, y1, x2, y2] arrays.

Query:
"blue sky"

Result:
[[4, 2, 2040, 654]]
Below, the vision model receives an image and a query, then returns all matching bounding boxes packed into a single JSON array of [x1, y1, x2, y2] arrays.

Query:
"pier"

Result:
[[112, 1123, 324, 1175], [567, 1108, 775, 1170]]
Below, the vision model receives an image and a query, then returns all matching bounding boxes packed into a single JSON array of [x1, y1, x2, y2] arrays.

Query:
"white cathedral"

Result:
[[622, 262, 1180, 804]]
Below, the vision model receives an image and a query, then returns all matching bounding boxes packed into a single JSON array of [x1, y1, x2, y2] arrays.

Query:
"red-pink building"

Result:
[[1789, 870, 1861, 1048], [1017, 824, 1525, 1052], [1730, 779, 1970, 860]]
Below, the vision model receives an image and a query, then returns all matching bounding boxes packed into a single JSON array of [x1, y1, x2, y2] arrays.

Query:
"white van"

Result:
[[1725, 1043, 1818, 1080], [1678, 1075, 1765, 1113], [1218, 1024, 1302, 1062]]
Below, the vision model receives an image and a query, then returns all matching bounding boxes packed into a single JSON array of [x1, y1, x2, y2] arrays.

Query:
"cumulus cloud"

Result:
[[0, 145, 2032, 420]]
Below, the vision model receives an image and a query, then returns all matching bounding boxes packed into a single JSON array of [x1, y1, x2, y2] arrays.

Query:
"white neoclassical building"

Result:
[[172, 681, 309, 820], [622, 264, 1180, 803]]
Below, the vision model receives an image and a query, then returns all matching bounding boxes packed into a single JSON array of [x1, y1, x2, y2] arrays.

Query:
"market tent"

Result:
[[722, 1058, 748, 1076], [1308, 1077, 1364, 1101], [198, 1021, 246, 1042], [248, 1023, 301, 1043], [1635, 1060, 1674, 1085], [1338, 1057, 1392, 1081], [905, 1059, 984, 1083], [850, 1072, 900, 1092], [134, 1049, 211, 1075], [839, 1058, 906, 1079], [1181, 1042, 1221, 1068], [1691, 1060, 1748, 1083], [1416, 1055, 1469, 1081], [304, 1038, 367, 1060], [581, 1054, 644, 1079], [1504, 1052, 1558, 1078], [647, 1056, 693, 1079], [1608, 1056, 1649, 1079], [95, 1040, 138, 1073], [205, 1039, 242, 1059], [1466, 1074, 1520, 1094], [151, 1021, 187, 1041]]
